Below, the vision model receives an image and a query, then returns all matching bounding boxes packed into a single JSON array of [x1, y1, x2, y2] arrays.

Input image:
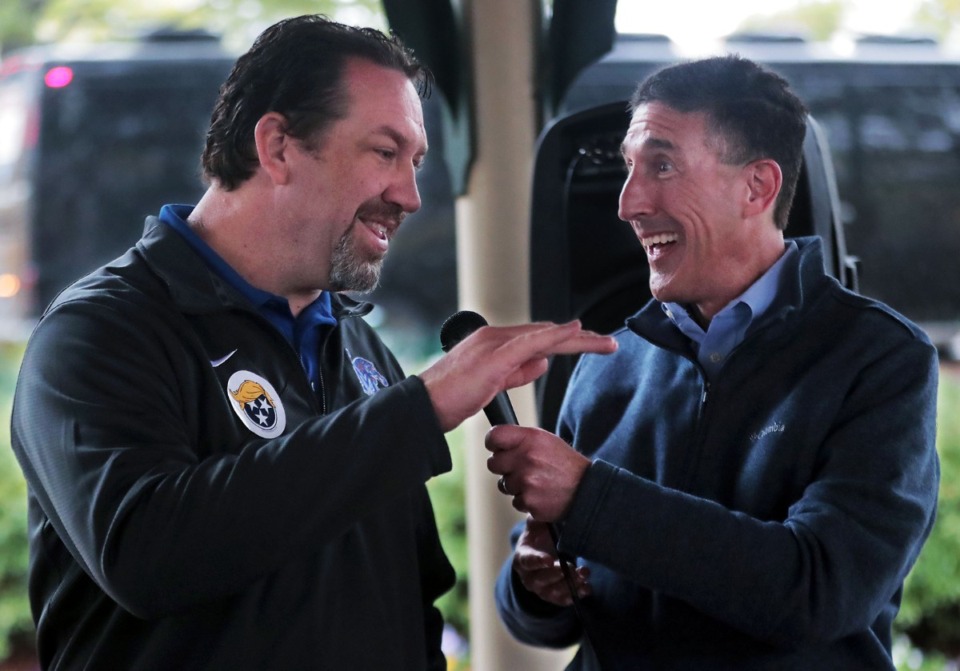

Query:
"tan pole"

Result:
[[455, 0, 571, 669]]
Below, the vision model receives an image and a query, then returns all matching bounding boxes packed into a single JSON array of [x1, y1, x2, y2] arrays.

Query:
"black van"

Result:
[[0, 29, 235, 339]]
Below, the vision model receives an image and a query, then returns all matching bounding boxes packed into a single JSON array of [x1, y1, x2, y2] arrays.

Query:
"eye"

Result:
[[376, 148, 397, 161], [655, 160, 674, 174]]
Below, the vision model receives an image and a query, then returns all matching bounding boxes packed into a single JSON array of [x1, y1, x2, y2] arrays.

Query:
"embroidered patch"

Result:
[[227, 370, 286, 438], [348, 350, 388, 396]]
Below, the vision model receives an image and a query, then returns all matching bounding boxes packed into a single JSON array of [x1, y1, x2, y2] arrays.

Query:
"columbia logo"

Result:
[[750, 422, 785, 442]]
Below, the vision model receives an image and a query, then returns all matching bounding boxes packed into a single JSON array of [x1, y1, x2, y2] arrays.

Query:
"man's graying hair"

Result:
[[630, 55, 808, 230], [201, 14, 431, 190]]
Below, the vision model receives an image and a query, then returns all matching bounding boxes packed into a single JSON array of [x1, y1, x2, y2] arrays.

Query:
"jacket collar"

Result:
[[626, 236, 832, 349]]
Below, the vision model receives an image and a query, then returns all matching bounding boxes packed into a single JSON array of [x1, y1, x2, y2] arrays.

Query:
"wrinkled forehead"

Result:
[[622, 102, 722, 156]]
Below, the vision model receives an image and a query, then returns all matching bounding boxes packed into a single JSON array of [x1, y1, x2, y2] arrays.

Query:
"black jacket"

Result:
[[11, 217, 455, 670]]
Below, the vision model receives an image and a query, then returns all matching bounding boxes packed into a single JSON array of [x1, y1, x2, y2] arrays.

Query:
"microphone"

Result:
[[439, 310, 604, 666], [439, 310, 519, 426]]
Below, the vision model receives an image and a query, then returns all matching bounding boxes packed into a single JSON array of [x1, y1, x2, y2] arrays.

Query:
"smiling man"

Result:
[[489, 55, 940, 670], [619, 98, 788, 325], [9, 15, 617, 671]]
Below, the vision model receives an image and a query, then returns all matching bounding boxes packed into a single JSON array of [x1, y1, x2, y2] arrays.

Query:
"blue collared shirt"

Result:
[[663, 241, 798, 379], [159, 204, 337, 390]]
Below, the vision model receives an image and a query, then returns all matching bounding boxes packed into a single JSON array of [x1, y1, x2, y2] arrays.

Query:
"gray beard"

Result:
[[327, 223, 384, 293]]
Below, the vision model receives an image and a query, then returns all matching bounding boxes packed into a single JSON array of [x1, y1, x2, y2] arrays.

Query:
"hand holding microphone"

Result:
[[440, 311, 600, 656], [435, 310, 603, 519]]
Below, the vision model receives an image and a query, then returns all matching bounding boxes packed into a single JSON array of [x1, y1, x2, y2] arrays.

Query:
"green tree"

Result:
[[0, 345, 31, 664], [0, 0, 50, 52], [735, 0, 846, 41], [895, 373, 960, 668], [1, 0, 384, 54], [913, 0, 960, 40]]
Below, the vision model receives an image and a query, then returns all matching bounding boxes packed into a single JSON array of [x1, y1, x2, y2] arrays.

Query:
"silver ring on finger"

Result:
[[497, 476, 510, 496]]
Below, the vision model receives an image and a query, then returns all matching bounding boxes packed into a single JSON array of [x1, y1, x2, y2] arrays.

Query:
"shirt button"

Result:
[[709, 352, 723, 364]]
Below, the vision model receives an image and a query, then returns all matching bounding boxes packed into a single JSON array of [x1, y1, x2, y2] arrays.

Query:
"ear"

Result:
[[742, 159, 782, 219], [254, 112, 293, 185]]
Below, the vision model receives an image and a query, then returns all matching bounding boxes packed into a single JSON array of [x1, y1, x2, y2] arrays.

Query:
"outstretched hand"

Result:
[[419, 321, 616, 432]]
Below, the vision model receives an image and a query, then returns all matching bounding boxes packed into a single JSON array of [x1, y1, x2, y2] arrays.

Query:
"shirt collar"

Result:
[[158, 204, 337, 330], [664, 240, 798, 335]]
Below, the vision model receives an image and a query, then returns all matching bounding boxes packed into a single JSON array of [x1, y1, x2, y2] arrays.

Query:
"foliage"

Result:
[[733, 0, 960, 43], [895, 372, 960, 667], [0, 0, 47, 52], [0, 344, 32, 663], [914, 0, 960, 40], [894, 634, 953, 671], [425, 427, 471, 654], [735, 0, 846, 41], [1, 0, 384, 55]]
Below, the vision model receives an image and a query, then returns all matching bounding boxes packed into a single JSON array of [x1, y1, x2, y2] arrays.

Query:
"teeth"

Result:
[[366, 221, 388, 239], [642, 233, 678, 249]]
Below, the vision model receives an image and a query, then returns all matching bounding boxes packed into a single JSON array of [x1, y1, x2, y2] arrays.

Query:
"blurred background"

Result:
[[0, 1, 958, 669]]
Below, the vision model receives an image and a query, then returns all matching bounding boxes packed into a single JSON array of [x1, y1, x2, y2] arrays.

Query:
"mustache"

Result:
[[357, 201, 406, 227]]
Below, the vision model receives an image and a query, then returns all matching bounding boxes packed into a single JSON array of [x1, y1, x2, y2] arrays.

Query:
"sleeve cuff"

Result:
[[558, 459, 618, 557]]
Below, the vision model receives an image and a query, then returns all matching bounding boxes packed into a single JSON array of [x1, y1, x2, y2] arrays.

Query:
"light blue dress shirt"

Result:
[[663, 241, 798, 379]]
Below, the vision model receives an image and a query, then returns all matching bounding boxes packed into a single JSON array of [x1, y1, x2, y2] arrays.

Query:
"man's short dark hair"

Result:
[[202, 14, 431, 190], [630, 55, 807, 230]]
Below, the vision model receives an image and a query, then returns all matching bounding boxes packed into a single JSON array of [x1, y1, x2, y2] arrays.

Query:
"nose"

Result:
[[385, 163, 422, 215], [618, 168, 656, 222]]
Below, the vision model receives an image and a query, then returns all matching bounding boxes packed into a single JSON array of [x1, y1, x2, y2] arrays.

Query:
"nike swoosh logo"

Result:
[[210, 349, 238, 368]]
